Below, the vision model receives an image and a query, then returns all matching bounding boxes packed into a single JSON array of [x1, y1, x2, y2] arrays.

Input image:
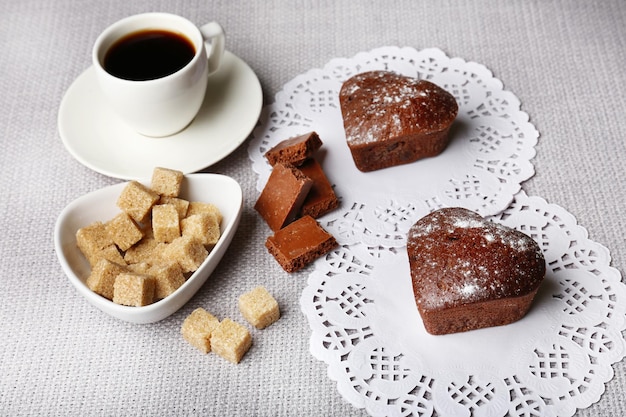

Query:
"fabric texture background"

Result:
[[1, 0, 624, 416]]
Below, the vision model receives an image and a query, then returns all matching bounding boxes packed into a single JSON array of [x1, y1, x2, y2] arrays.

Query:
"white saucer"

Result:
[[58, 51, 263, 180]]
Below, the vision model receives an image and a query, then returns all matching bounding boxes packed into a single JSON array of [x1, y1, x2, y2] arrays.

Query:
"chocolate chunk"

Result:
[[298, 158, 339, 218], [265, 215, 337, 273], [264, 131, 323, 167], [254, 163, 313, 231]]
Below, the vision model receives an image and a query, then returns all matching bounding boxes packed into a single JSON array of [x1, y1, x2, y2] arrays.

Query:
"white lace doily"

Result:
[[249, 46, 539, 241], [248, 47, 625, 416], [301, 191, 625, 417]]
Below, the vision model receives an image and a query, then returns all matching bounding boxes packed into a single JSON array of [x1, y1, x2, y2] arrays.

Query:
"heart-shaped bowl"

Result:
[[54, 173, 243, 324]]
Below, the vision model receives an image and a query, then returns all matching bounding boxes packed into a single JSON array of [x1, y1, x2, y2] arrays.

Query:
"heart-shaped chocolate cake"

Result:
[[339, 70, 458, 172], [407, 207, 545, 335]]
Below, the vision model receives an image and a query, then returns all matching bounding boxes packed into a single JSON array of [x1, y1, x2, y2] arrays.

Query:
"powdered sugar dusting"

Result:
[[460, 282, 478, 296], [339, 71, 458, 146], [411, 209, 534, 253], [452, 218, 484, 229], [407, 207, 545, 310]]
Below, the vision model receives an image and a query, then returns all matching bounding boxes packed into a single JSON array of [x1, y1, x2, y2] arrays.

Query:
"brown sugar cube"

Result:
[[211, 318, 252, 364], [123, 235, 159, 264], [152, 204, 181, 243], [181, 308, 220, 354], [149, 262, 185, 299], [159, 196, 189, 219], [125, 261, 184, 300], [76, 221, 113, 260], [127, 261, 150, 275], [187, 201, 223, 224], [298, 158, 339, 218], [116, 180, 159, 222], [238, 286, 280, 329], [254, 163, 314, 231], [151, 167, 184, 197], [265, 215, 338, 273], [264, 131, 323, 166], [86, 244, 126, 267], [112, 272, 155, 306], [106, 212, 144, 251], [161, 236, 208, 273], [86, 259, 127, 300], [181, 213, 221, 246]]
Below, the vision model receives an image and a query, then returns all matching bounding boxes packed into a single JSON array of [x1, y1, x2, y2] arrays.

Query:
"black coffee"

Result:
[[104, 29, 196, 81]]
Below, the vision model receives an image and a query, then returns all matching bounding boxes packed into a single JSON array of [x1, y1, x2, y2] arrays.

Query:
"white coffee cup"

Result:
[[92, 13, 225, 137]]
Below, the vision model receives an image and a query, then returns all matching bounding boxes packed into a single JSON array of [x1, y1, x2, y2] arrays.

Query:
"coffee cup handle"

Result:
[[200, 22, 225, 75]]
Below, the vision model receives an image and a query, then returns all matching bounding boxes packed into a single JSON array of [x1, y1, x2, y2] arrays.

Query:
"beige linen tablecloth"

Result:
[[1, 0, 624, 415]]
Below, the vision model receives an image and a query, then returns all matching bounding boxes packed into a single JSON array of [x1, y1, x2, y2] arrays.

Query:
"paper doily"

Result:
[[301, 191, 626, 417], [248, 46, 539, 245]]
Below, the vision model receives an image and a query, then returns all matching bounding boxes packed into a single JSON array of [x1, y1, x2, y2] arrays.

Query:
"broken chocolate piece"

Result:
[[254, 163, 313, 231], [265, 215, 337, 273], [298, 158, 339, 218], [264, 131, 323, 167]]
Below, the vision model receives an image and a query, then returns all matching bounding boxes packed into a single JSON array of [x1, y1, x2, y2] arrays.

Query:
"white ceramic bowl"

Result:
[[54, 173, 243, 323]]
